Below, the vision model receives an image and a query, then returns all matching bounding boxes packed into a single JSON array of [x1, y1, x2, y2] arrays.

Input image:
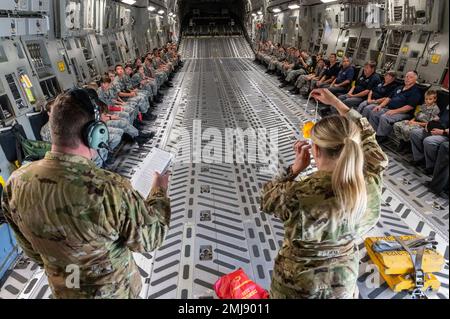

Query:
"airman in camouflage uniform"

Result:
[[261, 109, 388, 299], [131, 67, 159, 98], [152, 58, 170, 86], [101, 74, 138, 122], [2, 152, 171, 298], [113, 73, 150, 115], [268, 47, 286, 73]]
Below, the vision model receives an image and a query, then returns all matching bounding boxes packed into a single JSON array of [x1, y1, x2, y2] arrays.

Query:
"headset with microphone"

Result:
[[68, 88, 110, 151]]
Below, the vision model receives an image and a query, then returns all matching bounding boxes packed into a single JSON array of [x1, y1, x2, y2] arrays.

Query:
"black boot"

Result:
[[289, 88, 300, 95], [279, 81, 289, 88], [134, 131, 155, 146], [397, 140, 410, 152], [135, 136, 150, 146], [143, 112, 157, 121], [154, 96, 163, 104], [138, 131, 155, 139]]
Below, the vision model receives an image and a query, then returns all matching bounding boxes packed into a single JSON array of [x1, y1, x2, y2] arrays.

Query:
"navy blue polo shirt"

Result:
[[335, 66, 355, 86], [353, 72, 382, 94], [387, 85, 423, 111], [371, 81, 398, 100], [324, 63, 340, 78]]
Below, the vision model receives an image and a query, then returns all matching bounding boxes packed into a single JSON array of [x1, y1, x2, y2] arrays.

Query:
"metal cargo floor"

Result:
[[0, 37, 448, 300]]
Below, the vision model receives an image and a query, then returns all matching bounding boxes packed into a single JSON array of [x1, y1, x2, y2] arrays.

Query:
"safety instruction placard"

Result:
[[431, 54, 441, 64], [57, 61, 66, 72]]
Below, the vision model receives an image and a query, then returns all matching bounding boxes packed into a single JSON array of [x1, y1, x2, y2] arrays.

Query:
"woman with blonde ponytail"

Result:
[[261, 88, 389, 299]]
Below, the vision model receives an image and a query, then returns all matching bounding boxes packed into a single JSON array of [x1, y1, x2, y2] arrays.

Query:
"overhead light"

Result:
[[168, 12, 173, 16], [252, 13, 256, 17], [148, 6, 156, 11], [173, 14, 176, 17], [288, 4, 300, 10], [321, 0, 335, 3], [272, 8, 281, 13], [257, 11, 263, 15], [158, 9, 164, 15], [121, 0, 136, 5]]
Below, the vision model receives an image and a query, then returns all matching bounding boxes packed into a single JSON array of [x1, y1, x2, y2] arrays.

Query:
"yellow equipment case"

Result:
[[364, 235, 445, 298]]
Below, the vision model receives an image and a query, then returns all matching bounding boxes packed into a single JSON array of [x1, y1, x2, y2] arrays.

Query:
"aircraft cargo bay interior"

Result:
[[0, 0, 448, 301]]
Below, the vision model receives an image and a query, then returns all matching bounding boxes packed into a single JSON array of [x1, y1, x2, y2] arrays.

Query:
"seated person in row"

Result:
[[393, 89, 440, 150], [410, 105, 449, 175], [114, 65, 152, 119], [316, 53, 340, 88], [357, 71, 398, 115], [266, 45, 285, 74], [319, 56, 354, 96], [366, 71, 423, 143], [338, 61, 381, 109], [290, 58, 327, 96], [98, 76, 138, 124], [280, 48, 300, 79], [280, 50, 312, 88]]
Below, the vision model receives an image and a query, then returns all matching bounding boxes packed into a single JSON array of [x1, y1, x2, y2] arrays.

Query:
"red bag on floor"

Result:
[[214, 268, 269, 299]]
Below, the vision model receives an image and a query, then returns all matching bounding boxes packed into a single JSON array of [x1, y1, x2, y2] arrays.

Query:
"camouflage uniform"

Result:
[[161, 53, 174, 72], [269, 50, 286, 72], [263, 44, 275, 65], [393, 103, 440, 142], [113, 76, 150, 115], [97, 87, 137, 123], [295, 65, 326, 94], [152, 60, 169, 86], [107, 126, 124, 150], [40, 122, 51, 143], [1, 152, 171, 299], [261, 109, 389, 299], [107, 118, 139, 138], [132, 73, 158, 97]]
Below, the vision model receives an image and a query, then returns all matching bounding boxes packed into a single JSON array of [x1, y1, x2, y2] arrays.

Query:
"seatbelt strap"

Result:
[[395, 237, 428, 299], [372, 235, 437, 252]]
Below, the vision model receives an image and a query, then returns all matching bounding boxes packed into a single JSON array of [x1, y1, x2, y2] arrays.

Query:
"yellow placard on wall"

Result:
[[401, 46, 409, 54], [337, 50, 344, 57], [57, 61, 66, 72], [431, 54, 441, 64]]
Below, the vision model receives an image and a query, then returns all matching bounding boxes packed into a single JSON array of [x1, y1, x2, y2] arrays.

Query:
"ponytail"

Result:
[[311, 116, 367, 227], [332, 137, 367, 226]]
